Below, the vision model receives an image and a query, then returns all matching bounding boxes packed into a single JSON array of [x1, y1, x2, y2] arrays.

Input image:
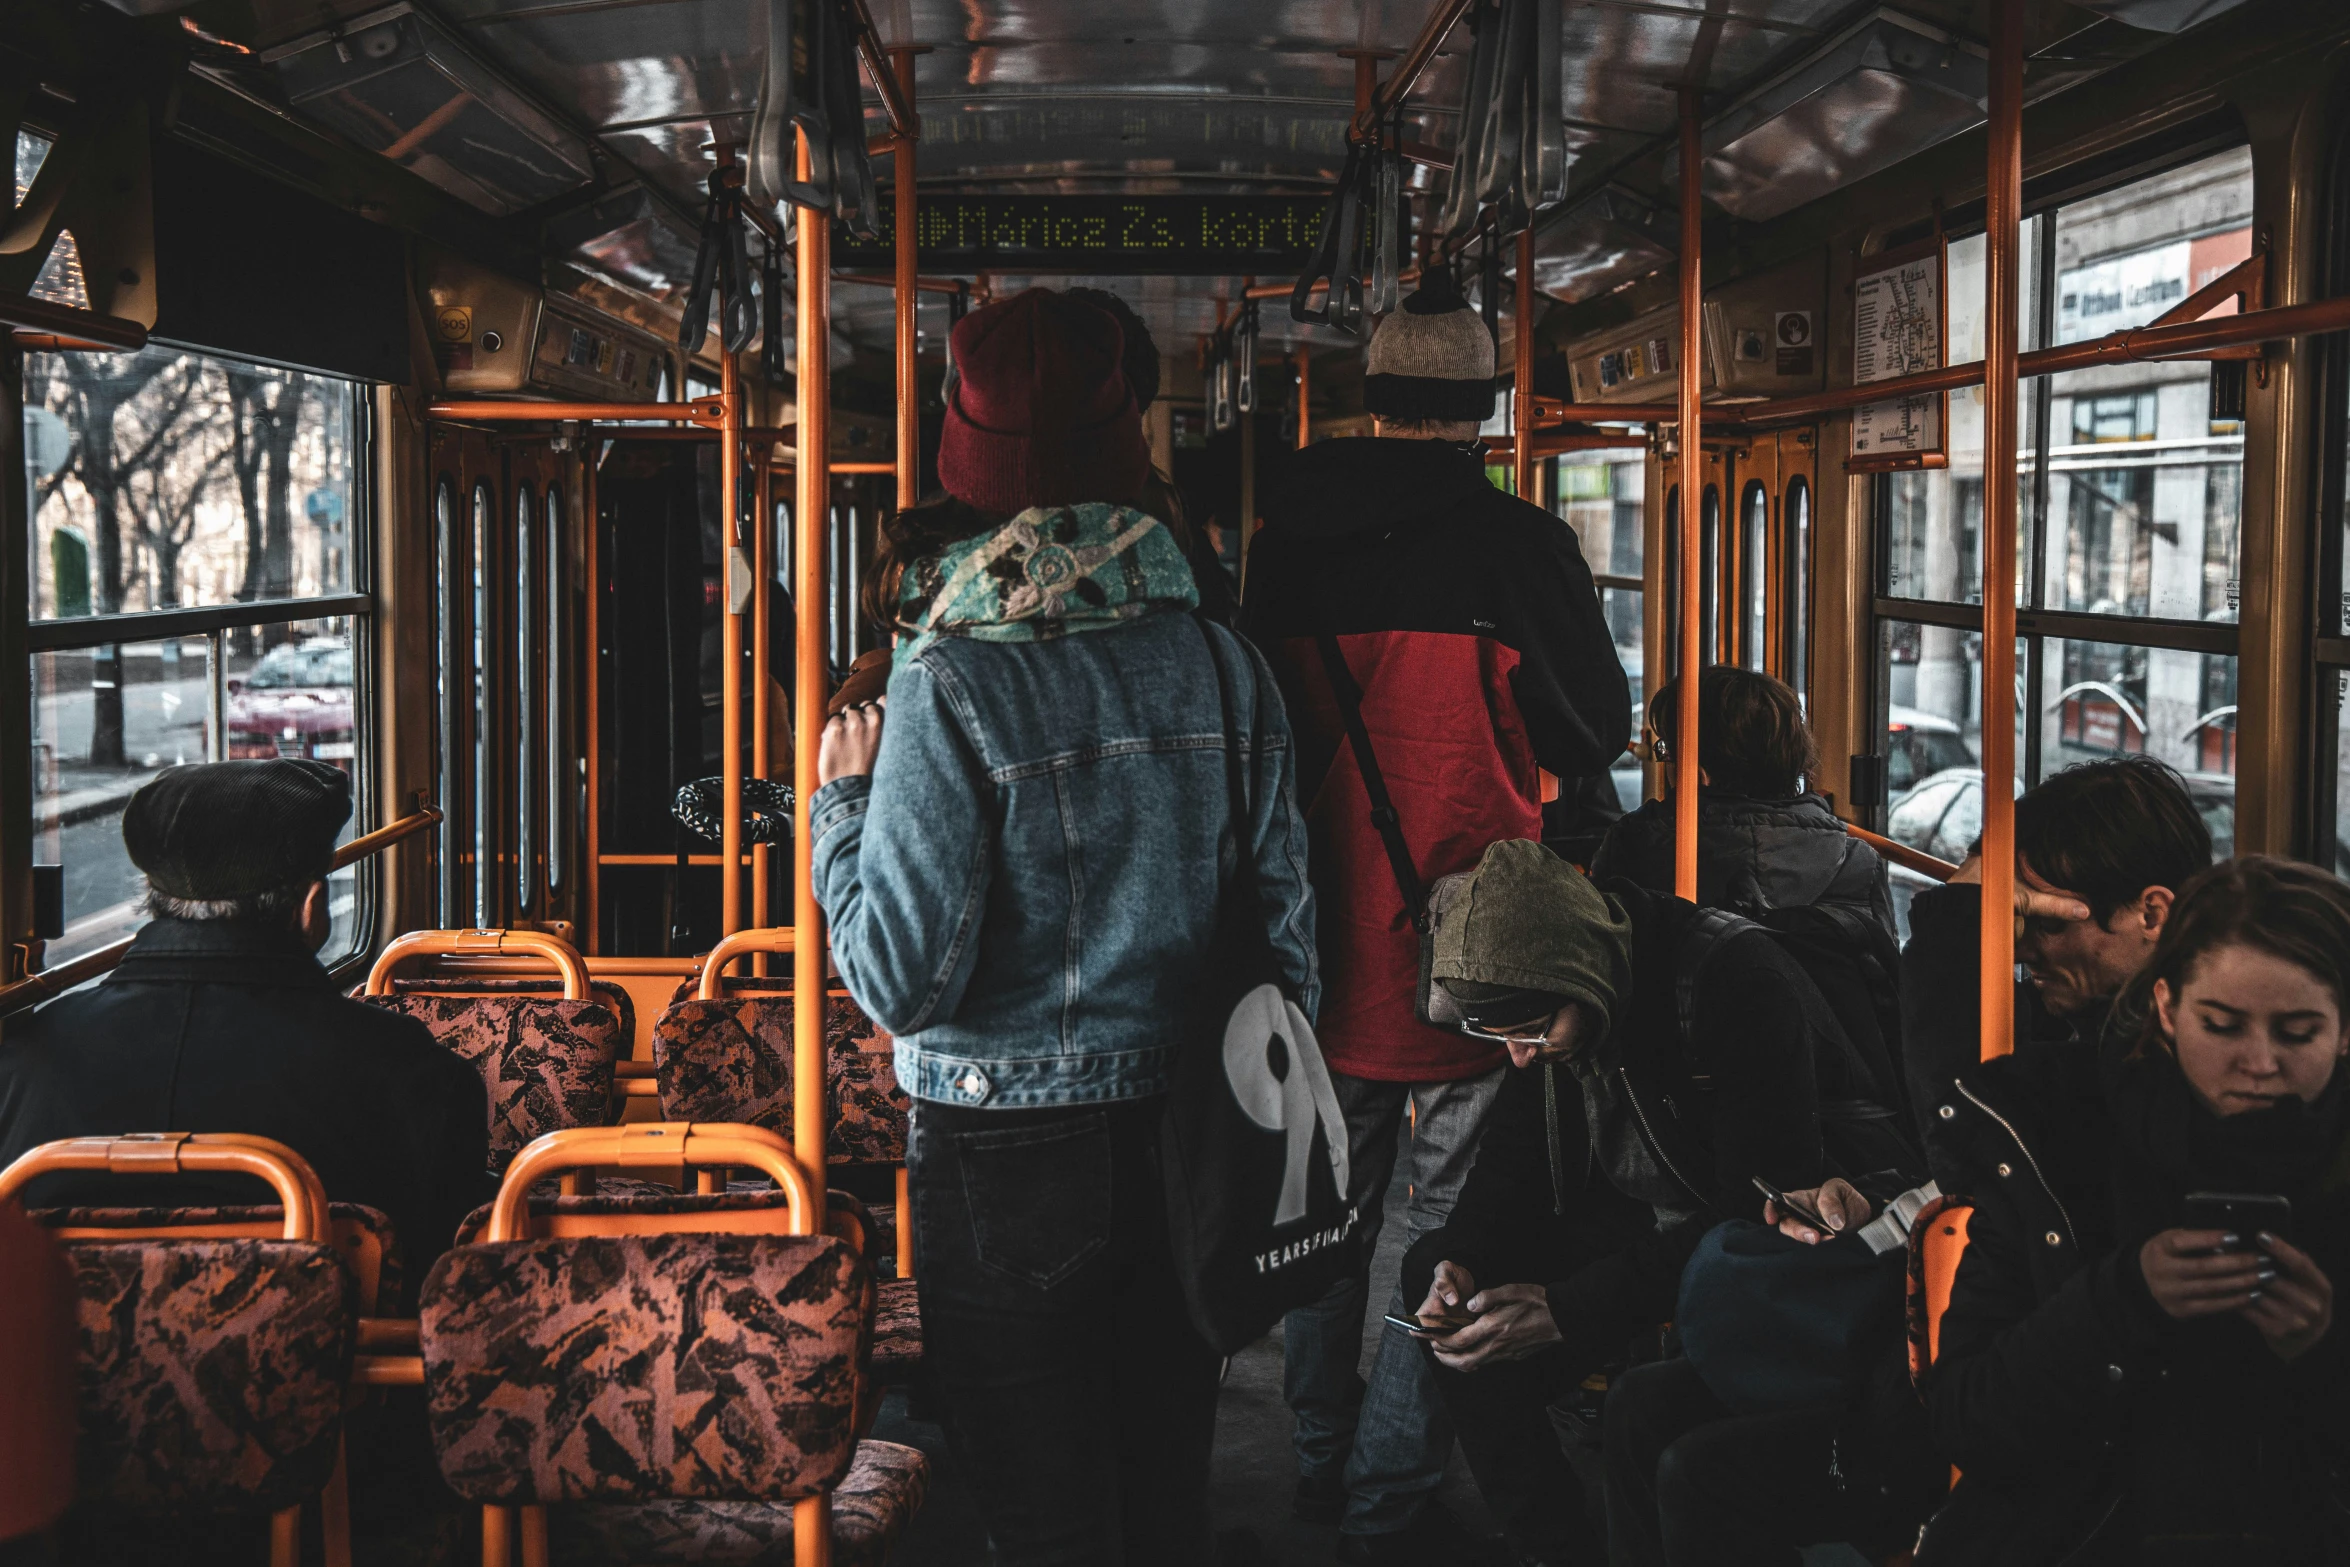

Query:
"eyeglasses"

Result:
[[1460, 1017, 1556, 1048]]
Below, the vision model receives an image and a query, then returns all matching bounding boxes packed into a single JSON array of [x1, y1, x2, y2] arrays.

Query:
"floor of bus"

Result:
[[875, 1155, 1875, 1567]]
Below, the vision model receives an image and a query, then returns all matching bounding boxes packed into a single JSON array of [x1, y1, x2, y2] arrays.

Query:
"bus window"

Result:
[[546, 487, 566, 898], [471, 480, 493, 929], [1785, 477, 1813, 703], [1739, 480, 1768, 671], [515, 482, 535, 914], [22, 345, 372, 967]]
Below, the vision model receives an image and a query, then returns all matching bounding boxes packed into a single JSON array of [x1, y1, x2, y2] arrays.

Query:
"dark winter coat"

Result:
[[1900, 883, 2094, 1183], [1592, 789, 1894, 934], [1406, 882, 1836, 1369], [1242, 436, 1632, 1083], [1920, 1022, 2350, 1567], [0, 918, 491, 1294]]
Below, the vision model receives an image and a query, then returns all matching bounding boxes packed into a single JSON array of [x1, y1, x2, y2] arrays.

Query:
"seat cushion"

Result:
[[550, 1440, 930, 1566], [421, 1231, 869, 1504], [870, 1278, 923, 1381], [69, 1239, 353, 1511], [364, 994, 623, 1164], [652, 993, 908, 1164]]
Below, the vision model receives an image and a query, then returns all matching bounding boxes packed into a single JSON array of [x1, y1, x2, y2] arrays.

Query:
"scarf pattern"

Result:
[[893, 503, 1197, 668]]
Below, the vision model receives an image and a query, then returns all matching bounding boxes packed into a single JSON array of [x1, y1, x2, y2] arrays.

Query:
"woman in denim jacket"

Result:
[[811, 288, 1318, 1567]]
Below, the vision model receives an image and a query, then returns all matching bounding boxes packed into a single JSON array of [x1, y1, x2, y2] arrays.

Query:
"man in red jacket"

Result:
[[1242, 271, 1633, 1565]]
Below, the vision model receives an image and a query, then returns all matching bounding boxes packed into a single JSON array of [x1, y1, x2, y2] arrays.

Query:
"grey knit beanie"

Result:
[[1364, 269, 1496, 423]]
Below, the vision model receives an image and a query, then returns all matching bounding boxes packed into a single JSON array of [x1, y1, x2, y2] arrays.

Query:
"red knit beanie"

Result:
[[938, 288, 1151, 514]]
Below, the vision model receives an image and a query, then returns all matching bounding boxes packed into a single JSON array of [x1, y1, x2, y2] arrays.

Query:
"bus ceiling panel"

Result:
[[438, 0, 762, 135], [1553, 0, 1852, 143]]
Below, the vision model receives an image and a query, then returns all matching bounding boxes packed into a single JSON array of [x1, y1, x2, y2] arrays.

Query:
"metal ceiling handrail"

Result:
[[847, 0, 918, 140], [1359, 0, 1478, 140]]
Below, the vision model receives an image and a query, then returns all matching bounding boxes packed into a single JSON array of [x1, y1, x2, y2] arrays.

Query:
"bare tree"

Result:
[[229, 367, 310, 651], [31, 351, 196, 765]]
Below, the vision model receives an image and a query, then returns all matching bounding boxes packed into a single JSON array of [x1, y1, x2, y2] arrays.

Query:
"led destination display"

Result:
[[833, 195, 1326, 274]]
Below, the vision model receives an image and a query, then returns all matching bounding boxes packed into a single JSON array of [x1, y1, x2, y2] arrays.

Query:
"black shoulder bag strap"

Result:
[[1199, 617, 1255, 898], [1314, 631, 1428, 933]]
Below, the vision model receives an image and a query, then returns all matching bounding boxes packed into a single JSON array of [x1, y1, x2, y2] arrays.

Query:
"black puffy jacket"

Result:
[[1591, 789, 1894, 935]]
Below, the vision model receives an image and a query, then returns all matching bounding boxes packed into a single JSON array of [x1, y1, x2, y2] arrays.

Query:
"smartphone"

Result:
[[1383, 1310, 1474, 1338], [2181, 1191, 2293, 1251], [1753, 1175, 1834, 1236]]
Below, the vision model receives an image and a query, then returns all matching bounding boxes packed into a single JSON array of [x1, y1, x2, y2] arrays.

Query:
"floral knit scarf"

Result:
[[892, 502, 1198, 668]]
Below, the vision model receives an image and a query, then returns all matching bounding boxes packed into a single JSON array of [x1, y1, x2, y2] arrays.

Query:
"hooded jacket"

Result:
[[1592, 790, 1894, 934], [1241, 436, 1633, 1083], [1406, 881, 1834, 1368]]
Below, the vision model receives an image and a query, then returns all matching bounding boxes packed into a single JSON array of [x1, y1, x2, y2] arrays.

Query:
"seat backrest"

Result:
[[422, 1229, 866, 1505], [651, 989, 907, 1164], [36, 1201, 401, 1314], [365, 992, 624, 1163], [420, 1125, 863, 1508], [1905, 1195, 1975, 1389], [69, 1237, 353, 1510], [0, 1136, 354, 1516], [383, 976, 639, 1050]]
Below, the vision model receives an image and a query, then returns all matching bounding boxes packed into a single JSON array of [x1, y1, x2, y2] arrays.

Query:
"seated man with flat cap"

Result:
[[0, 760, 489, 1296]]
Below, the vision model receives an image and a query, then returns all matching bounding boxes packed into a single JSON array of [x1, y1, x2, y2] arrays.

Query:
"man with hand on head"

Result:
[[0, 760, 489, 1292], [1394, 839, 1848, 1567]]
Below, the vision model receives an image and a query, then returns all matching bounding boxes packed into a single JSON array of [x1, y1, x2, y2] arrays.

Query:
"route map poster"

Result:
[[1848, 235, 1948, 472]]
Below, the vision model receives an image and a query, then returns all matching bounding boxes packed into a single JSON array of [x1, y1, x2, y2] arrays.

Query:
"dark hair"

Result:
[[1062, 287, 1160, 407], [2126, 855, 2350, 1056], [2013, 756, 2211, 925], [860, 493, 1005, 632], [1647, 666, 1817, 798]]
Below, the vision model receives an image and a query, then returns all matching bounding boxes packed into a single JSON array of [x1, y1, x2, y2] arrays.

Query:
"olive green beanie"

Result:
[[1430, 840, 1634, 1035]]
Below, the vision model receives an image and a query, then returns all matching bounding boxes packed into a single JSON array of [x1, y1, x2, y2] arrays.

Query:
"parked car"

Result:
[[1886, 705, 1977, 796], [226, 636, 356, 774]]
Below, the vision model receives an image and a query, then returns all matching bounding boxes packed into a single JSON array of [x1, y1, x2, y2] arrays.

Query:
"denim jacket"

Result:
[[811, 609, 1319, 1109]]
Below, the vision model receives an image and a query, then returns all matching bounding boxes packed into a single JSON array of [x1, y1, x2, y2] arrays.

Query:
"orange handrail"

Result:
[[484, 1123, 816, 1240], [1845, 821, 1959, 883], [424, 399, 727, 427], [0, 1133, 328, 1243], [330, 804, 442, 872], [366, 928, 590, 1001], [696, 926, 799, 1000]]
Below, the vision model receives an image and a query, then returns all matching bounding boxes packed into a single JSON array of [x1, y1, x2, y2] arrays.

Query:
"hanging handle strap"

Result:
[[1315, 631, 1427, 933]]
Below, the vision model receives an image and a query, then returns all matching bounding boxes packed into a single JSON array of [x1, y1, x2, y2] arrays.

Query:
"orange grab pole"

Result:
[[1978, 0, 2024, 1062], [1672, 85, 1703, 904], [793, 127, 834, 1171]]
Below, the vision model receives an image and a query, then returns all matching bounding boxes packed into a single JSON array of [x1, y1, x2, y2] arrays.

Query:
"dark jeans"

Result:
[[909, 1095, 1223, 1567], [1602, 1357, 1911, 1567], [1399, 1212, 1645, 1563]]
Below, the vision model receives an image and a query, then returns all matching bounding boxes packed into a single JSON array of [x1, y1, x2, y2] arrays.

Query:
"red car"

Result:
[[226, 637, 356, 775]]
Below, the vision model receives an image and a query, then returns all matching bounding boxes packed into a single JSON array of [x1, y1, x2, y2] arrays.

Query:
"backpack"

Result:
[[1673, 904, 1925, 1187]]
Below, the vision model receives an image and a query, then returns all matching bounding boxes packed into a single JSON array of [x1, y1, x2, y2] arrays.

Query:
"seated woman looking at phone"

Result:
[[1909, 855, 2350, 1567]]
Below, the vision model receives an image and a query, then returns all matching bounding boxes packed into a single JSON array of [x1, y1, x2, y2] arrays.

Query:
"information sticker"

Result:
[[1848, 236, 1948, 473]]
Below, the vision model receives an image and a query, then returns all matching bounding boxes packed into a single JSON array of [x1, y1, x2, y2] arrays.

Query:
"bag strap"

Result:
[[1199, 617, 1258, 901], [1315, 631, 1428, 933]]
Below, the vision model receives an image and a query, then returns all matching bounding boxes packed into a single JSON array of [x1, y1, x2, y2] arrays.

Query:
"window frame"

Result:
[[15, 343, 379, 969], [1866, 144, 2252, 835]]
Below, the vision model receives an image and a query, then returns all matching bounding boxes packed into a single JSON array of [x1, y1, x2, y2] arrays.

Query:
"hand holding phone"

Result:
[[1384, 1309, 1475, 1338], [1753, 1176, 1833, 1237], [2181, 1191, 2293, 1252]]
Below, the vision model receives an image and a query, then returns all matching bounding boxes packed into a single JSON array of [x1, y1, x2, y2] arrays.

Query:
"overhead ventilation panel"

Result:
[[1521, 188, 1678, 305], [544, 187, 703, 307], [1696, 9, 1988, 224], [268, 5, 595, 217]]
